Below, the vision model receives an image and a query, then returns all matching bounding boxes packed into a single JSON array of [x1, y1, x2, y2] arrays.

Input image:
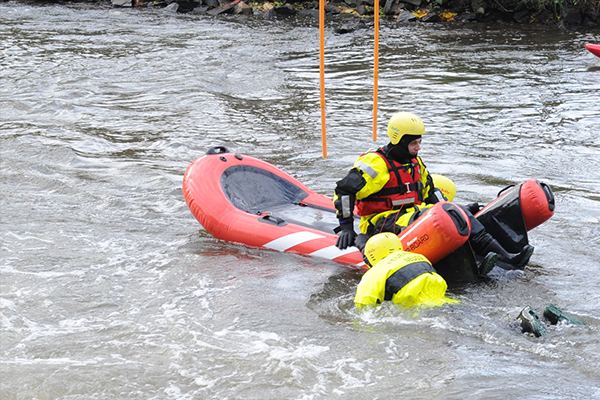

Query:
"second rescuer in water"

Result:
[[355, 232, 457, 309]]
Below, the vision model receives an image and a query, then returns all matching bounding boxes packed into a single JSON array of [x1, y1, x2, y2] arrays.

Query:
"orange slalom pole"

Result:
[[319, 0, 327, 158], [372, 0, 379, 142]]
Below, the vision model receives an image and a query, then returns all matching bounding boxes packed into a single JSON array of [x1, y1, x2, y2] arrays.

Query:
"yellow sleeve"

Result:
[[352, 152, 391, 201], [354, 270, 384, 308]]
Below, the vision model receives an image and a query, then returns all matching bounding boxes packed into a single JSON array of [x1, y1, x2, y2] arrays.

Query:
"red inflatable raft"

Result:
[[183, 147, 554, 280], [585, 43, 600, 58], [182, 147, 471, 269]]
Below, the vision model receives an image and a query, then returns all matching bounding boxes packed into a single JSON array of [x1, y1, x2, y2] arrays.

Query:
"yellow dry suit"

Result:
[[354, 251, 457, 309], [334, 149, 439, 236]]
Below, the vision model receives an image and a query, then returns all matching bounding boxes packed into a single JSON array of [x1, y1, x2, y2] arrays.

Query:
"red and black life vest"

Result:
[[355, 149, 425, 217]]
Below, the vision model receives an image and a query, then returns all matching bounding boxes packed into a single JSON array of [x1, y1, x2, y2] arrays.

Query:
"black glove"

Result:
[[466, 202, 481, 215], [334, 221, 356, 250]]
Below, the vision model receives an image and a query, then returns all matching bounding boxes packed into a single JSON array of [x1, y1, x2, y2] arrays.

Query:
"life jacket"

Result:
[[355, 149, 424, 217], [385, 257, 436, 301], [354, 251, 455, 308]]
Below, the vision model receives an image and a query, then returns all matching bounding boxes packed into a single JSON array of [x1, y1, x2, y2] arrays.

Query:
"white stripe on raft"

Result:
[[263, 231, 326, 251], [310, 245, 362, 261], [263, 232, 365, 267]]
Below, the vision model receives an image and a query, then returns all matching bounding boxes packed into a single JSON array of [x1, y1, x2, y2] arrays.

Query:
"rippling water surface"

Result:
[[2, 2, 600, 399]]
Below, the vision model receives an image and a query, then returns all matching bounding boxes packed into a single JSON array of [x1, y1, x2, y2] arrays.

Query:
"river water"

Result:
[[1, 2, 600, 399]]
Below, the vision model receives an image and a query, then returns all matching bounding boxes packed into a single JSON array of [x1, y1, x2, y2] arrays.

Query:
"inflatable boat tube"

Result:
[[475, 179, 555, 253], [182, 147, 471, 270], [396, 201, 470, 265], [586, 43, 600, 58]]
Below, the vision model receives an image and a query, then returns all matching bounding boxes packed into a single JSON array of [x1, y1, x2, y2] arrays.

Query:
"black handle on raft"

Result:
[[442, 203, 470, 237], [540, 182, 555, 212], [258, 214, 288, 226], [497, 184, 516, 198], [206, 146, 230, 155]]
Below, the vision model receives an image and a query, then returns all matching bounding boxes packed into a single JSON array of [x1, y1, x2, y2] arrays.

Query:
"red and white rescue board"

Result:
[[182, 146, 471, 269], [585, 43, 600, 58]]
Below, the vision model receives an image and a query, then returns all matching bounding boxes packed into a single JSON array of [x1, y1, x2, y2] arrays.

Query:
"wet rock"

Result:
[[297, 9, 319, 19], [332, 14, 364, 33], [421, 12, 440, 22], [325, 3, 342, 14], [204, 0, 218, 7], [164, 1, 179, 10], [177, 0, 200, 12], [207, 0, 242, 15], [383, 0, 404, 15], [401, 0, 421, 7], [396, 9, 417, 23], [263, 7, 276, 19], [454, 12, 477, 22], [257, 4, 298, 19], [112, 0, 133, 7], [233, 0, 252, 14], [189, 5, 209, 13], [344, 0, 362, 8], [273, 4, 297, 16], [383, 0, 392, 13]]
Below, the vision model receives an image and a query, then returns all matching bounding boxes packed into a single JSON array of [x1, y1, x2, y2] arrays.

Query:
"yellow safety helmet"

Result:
[[430, 174, 456, 202], [363, 232, 404, 268], [387, 112, 426, 145]]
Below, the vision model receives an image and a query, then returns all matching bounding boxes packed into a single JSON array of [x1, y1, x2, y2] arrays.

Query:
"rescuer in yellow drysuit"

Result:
[[333, 112, 439, 246], [333, 111, 534, 270]]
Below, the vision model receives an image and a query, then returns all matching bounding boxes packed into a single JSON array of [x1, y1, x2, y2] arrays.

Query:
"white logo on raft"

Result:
[[397, 210, 433, 252], [404, 234, 430, 252]]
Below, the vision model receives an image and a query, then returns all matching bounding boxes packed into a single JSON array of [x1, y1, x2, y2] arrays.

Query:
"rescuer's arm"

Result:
[[333, 168, 366, 249], [422, 172, 442, 204]]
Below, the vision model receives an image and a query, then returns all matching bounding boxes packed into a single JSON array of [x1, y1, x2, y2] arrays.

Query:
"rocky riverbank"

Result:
[[105, 0, 600, 28]]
